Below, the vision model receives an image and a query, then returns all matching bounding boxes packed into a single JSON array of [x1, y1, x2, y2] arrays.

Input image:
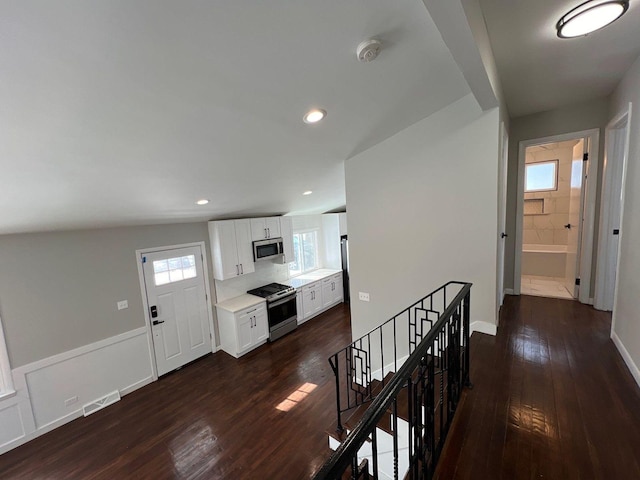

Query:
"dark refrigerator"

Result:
[[340, 235, 350, 304]]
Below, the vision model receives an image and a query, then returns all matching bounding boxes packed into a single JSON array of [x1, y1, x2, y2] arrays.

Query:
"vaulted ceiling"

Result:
[[0, 0, 471, 234]]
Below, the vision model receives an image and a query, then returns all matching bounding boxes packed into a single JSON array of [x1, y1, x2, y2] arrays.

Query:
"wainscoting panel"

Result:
[[0, 400, 25, 449], [1, 327, 154, 455]]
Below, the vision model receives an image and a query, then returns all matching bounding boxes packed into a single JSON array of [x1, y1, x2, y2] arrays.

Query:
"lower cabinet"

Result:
[[302, 283, 323, 319], [322, 273, 343, 308], [217, 302, 268, 358], [298, 272, 344, 325]]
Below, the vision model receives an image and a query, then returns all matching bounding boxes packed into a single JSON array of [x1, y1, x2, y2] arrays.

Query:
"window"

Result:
[[153, 254, 197, 286], [0, 315, 14, 396], [289, 230, 319, 276], [525, 160, 558, 192]]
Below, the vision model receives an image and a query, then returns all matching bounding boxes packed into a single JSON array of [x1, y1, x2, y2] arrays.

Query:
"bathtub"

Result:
[[521, 244, 567, 278]]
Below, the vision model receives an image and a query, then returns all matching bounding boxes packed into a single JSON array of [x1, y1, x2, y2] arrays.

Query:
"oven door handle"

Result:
[[269, 294, 296, 308]]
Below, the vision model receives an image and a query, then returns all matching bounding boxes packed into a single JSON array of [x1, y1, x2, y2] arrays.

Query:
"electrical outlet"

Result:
[[65, 396, 78, 407], [117, 300, 128, 310], [359, 292, 370, 302]]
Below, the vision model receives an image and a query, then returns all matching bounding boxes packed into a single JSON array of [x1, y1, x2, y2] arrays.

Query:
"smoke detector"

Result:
[[356, 39, 382, 62]]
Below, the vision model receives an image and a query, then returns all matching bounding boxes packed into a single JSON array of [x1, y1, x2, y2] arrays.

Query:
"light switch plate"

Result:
[[117, 300, 128, 310]]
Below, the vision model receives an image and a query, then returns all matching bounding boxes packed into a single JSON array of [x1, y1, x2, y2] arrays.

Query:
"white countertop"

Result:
[[284, 268, 342, 289], [215, 294, 265, 313]]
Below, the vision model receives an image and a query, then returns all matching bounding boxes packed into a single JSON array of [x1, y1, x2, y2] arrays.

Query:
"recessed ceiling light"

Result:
[[303, 190, 313, 195], [557, 0, 628, 38], [303, 109, 326, 124], [195, 199, 209, 205]]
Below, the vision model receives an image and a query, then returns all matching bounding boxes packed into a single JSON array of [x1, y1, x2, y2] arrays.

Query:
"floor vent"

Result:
[[82, 390, 121, 417]]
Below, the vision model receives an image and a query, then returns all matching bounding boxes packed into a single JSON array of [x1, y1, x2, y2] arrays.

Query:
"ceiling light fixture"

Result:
[[195, 199, 209, 205], [556, 0, 628, 38], [303, 190, 313, 195], [303, 109, 326, 124]]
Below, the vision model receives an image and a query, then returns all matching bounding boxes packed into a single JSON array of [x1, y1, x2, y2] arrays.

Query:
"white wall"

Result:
[[346, 94, 499, 341], [609, 55, 640, 386]]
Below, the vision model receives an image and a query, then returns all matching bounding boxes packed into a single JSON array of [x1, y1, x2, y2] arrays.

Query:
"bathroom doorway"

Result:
[[514, 129, 600, 303]]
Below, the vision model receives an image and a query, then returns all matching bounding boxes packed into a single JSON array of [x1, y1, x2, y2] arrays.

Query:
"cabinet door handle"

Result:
[[240, 263, 244, 274], [236, 265, 239, 276], [268, 228, 271, 238], [264, 228, 268, 239]]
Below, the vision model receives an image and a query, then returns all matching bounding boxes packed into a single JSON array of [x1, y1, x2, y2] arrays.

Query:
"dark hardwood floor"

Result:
[[0, 304, 352, 480], [436, 294, 640, 480], [2, 295, 640, 479]]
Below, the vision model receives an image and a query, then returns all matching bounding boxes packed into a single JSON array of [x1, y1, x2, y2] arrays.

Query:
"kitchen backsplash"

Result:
[[215, 261, 290, 302]]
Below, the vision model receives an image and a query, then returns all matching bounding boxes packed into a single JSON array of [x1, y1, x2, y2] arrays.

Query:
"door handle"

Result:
[[152, 320, 164, 326], [240, 263, 244, 274], [501, 232, 508, 238], [268, 228, 271, 238], [264, 228, 268, 239], [564, 224, 572, 229], [150, 305, 158, 318], [236, 265, 239, 275]]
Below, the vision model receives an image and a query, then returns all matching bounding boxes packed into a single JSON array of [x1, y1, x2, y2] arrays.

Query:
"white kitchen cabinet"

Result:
[[302, 282, 323, 319], [217, 301, 268, 358], [332, 273, 344, 304], [280, 216, 294, 264], [296, 288, 304, 324], [322, 273, 343, 308], [250, 217, 281, 241], [209, 219, 255, 281]]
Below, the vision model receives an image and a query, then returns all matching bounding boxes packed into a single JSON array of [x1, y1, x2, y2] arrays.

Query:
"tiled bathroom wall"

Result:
[[523, 140, 580, 246]]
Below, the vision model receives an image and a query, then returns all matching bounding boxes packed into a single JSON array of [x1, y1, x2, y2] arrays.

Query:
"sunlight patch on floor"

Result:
[[276, 382, 317, 412]]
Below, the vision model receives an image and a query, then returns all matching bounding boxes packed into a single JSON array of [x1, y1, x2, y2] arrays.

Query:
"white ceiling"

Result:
[[480, 0, 640, 117], [0, 0, 470, 234]]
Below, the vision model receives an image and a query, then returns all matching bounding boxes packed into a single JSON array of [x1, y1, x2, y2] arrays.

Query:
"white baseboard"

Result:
[[471, 320, 497, 336], [611, 331, 640, 388], [504, 288, 514, 296], [0, 327, 154, 455]]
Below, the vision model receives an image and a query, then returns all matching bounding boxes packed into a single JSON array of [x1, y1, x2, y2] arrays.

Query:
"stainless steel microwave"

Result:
[[253, 237, 284, 262]]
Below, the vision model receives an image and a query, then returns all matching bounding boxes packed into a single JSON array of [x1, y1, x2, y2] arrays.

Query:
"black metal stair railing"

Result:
[[316, 281, 472, 480]]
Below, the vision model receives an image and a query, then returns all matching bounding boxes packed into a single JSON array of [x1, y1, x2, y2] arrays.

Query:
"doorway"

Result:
[[138, 243, 215, 377], [594, 104, 632, 311], [514, 129, 600, 303]]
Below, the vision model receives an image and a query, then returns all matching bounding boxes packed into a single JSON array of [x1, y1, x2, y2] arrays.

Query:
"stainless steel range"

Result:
[[247, 283, 297, 341]]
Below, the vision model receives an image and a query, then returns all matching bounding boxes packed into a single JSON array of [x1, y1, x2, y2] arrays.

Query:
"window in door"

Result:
[[152, 254, 197, 286], [525, 160, 558, 192], [289, 230, 319, 276]]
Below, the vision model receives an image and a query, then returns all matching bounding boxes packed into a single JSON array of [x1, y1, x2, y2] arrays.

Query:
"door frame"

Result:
[[136, 242, 217, 380], [496, 121, 509, 321], [514, 128, 600, 304], [594, 103, 632, 312]]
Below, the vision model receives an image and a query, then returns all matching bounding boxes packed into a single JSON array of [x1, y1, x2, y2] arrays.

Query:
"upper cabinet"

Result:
[[209, 219, 256, 281], [339, 212, 347, 236], [280, 216, 294, 264], [250, 217, 281, 241]]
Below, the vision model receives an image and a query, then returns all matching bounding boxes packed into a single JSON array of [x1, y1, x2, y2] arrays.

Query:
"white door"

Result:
[[142, 245, 212, 376], [564, 139, 587, 297], [497, 122, 509, 311], [250, 218, 267, 241], [596, 118, 629, 310]]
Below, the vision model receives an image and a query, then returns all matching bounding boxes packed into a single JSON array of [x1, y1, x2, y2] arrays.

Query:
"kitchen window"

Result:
[[0, 314, 14, 397], [525, 160, 558, 192], [289, 230, 319, 277]]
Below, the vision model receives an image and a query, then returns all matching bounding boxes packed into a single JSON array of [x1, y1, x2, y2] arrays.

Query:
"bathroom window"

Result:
[[525, 160, 558, 192]]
